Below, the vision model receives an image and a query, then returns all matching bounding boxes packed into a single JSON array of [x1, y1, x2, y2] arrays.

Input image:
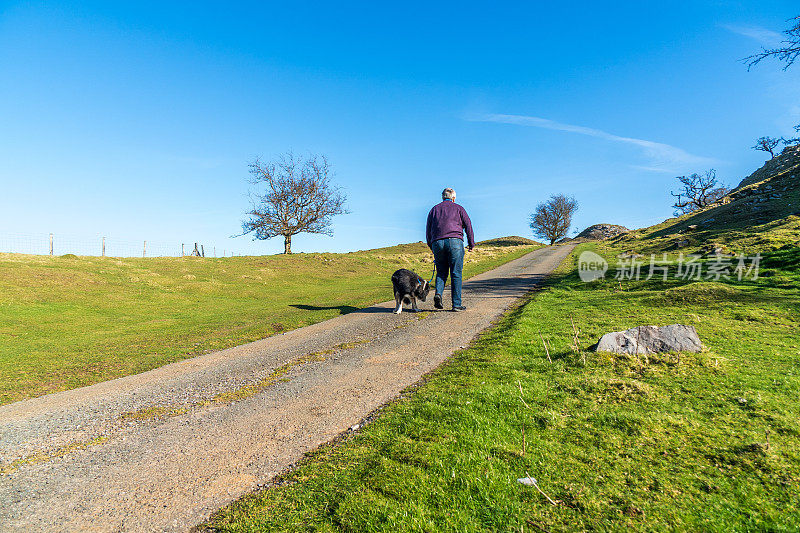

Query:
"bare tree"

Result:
[[529, 194, 579, 245], [783, 125, 800, 147], [241, 152, 348, 254], [745, 17, 800, 144], [745, 16, 800, 70], [671, 169, 731, 215], [752, 136, 782, 158]]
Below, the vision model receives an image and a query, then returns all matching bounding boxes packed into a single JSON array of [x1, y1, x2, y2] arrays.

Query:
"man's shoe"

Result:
[[434, 294, 443, 309], [451, 305, 467, 312]]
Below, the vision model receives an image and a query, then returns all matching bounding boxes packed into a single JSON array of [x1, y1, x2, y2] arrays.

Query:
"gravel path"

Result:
[[0, 245, 574, 532]]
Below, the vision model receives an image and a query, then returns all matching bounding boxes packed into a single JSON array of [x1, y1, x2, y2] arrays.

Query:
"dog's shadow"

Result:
[[290, 304, 392, 315]]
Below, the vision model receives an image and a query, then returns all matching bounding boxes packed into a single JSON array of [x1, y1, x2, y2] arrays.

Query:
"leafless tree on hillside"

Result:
[[745, 16, 800, 145], [671, 169, 731, 216], [783, 125, 800, 147], [745, 15, 800, 70], [241, 152, 348, 254], [529, 194, 579, 245], [752, 136, 782, 158]]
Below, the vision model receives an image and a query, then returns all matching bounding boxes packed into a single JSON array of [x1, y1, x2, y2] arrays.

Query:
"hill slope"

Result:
[[614, 145, 800, 254], [478, 236, 543, 247]]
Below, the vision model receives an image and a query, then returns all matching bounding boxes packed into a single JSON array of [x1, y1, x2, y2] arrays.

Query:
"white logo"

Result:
[[578, 251, 608, 282]]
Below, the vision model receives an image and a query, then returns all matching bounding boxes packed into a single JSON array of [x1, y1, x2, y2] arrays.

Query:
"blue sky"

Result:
[[1, 1, 798, 255]]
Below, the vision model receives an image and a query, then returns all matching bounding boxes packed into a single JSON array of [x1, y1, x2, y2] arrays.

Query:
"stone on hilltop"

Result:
[[594, 325, 702, 355]]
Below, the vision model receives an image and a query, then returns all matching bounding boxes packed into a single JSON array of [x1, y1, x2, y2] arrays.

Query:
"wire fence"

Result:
[[0, 232, 236, 258]]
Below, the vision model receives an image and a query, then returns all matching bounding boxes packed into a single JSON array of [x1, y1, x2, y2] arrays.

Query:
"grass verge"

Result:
[[0, 241, 537, 405], [203, 243, 800, 532]]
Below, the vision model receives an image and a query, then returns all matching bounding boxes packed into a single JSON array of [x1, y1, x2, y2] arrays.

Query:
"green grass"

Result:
[[204, 243, 800, 532], [0, 241, 538, 405]]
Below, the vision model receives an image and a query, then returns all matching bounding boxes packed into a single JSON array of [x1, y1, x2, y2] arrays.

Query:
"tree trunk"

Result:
[[284, 234, 292, 254]]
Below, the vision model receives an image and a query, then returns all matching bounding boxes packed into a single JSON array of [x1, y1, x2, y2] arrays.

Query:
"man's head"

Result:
[[442, 188, 456, 202]]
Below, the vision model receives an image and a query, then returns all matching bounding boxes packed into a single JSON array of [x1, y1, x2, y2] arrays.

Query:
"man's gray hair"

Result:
[[442, 188, 456, 201]]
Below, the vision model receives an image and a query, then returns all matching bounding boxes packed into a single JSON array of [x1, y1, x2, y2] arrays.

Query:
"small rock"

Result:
[[350, 423, 360, 431], [624, 505, 644, 517], [593, 324, 702, 355], [617, 250, 645, 259], [698, 243, 733, 257]]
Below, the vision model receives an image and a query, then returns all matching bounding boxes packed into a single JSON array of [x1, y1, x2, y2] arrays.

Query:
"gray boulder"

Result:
[[594, 324, 702, 354]]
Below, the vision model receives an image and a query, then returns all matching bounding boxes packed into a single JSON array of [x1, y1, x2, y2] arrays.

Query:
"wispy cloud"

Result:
[[722, 24, 783, 46], [165, 154, 227, 169], [338, 223, 409, 232], [629, 165, 675, 174], [467, 113, 716, 172]]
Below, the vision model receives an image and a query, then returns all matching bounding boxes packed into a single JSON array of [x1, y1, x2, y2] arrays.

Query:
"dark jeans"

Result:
[[431, 237, 464, 307]]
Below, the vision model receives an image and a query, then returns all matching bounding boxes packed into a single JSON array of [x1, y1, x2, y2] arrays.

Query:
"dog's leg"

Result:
[[394, 292, 403, 314], [411, 295, 419, 312]]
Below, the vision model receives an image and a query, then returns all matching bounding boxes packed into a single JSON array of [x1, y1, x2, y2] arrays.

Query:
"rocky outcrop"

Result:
[[576, 224, 630, 241], [593, 324, 702, 355]]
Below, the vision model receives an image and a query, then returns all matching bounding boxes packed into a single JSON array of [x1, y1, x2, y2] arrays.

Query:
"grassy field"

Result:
[[0, 241, 538, 405], [204, 243, 800, 532]]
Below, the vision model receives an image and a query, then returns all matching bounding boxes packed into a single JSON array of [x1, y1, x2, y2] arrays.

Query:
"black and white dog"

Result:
[[391, 268, 430, 314]]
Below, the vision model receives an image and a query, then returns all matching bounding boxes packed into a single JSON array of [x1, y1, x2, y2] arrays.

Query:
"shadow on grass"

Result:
[[762, 246, 800, 270], [290, 304, 392, 315]]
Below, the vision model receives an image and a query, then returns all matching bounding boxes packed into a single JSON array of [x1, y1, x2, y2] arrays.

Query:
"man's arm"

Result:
[[460, 207, 475, 250], [426, 208, 434, 248]]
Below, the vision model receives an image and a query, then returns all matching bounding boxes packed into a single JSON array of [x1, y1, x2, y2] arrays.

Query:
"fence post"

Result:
[[182, 243, 185, 257], [143, 241, 147, 258], [49, 233, 53, 256], [102, 236, 106, 257]]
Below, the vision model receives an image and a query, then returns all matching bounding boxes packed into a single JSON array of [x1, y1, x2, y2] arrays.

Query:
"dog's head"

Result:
[[415, 279, 431, 301]]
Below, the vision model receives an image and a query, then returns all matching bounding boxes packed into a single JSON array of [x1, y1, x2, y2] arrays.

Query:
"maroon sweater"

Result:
[[426, 200, 475, 249]]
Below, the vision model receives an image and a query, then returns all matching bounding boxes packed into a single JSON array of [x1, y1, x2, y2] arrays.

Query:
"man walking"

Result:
[[426, 188, 475, 311]]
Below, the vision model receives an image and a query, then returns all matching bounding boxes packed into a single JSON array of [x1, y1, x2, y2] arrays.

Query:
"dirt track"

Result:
[[0, 245, 574, 532]]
